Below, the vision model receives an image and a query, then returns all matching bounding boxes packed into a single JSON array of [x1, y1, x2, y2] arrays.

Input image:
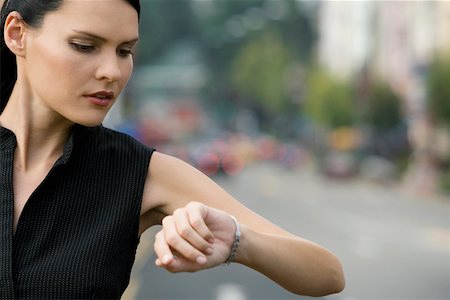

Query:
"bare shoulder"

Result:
[[139, 151, 293, 237]]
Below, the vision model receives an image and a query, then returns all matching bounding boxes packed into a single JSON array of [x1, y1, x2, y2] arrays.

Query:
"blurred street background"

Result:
[[102, 1, 450, 299]]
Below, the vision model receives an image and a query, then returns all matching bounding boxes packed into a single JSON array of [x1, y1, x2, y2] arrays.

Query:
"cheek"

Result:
[[120, 61, 133, 87], [28, 42, 88, 97]]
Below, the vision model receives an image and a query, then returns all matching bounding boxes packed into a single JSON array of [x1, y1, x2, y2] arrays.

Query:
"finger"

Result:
[[154, 230, 174, 266], [173, 209, 214, 255], [163, 254, 205, 273], [186, 202, 215, 243], [162, 215, 208, 265]]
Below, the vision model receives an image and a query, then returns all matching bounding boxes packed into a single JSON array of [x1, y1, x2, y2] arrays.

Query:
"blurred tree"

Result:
[[427, 55, 450, 194], [194, 0, 317, 124], [230, 30, 291, 114], [364, 82, 402, 133], [427, 55, 450, 127], [196, 0, 316, 72], [361, 81, 411, 164], [304, 68, 355, 129], [136, 0, 197, 64], [133, 0, 318, 132], [440, 170, 450, 195]]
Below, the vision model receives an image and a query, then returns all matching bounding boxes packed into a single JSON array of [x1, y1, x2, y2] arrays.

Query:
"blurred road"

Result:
[[124, 162, 450, 300]]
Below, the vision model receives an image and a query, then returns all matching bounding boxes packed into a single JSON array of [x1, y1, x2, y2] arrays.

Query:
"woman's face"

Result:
[[23, 0, 139, 126]]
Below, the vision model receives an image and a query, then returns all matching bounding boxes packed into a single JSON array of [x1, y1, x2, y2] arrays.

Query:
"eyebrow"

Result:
[[71, 30, 139, 45]]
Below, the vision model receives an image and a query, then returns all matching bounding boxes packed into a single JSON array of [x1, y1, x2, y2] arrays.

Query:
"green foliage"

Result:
[[230, 31, 291, 114], [365, 82, 402, 132], [137, 1, 197, 64], [133, 0, 317, 131], [304, 68, 355, 129], [427, 55, 450, 126], [439, 169, 450, 195]]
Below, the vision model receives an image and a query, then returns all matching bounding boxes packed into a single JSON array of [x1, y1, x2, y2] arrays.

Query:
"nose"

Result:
[[95, 52, 122, 82]]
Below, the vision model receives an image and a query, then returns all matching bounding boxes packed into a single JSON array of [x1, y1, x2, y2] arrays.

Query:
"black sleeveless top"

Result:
[[0, 124, 154, 299]]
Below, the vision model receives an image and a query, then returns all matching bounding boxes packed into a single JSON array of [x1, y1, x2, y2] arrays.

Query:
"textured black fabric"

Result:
[[0, 124, 154, 299]]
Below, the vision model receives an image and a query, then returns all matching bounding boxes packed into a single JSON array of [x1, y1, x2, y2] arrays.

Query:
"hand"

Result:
[[154, 201, 237, 272]]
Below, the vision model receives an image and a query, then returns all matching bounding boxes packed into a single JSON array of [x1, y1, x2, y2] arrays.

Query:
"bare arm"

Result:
[[140, 152, 345, 296]]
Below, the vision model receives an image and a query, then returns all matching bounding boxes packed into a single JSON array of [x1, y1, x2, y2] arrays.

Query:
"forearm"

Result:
[[146, 154, 345, 295], [234, 225, 345, 296]]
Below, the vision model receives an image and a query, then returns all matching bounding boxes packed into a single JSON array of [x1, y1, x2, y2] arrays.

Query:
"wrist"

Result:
[[222, 215, 240, 265], [232, 223, 252, 266]]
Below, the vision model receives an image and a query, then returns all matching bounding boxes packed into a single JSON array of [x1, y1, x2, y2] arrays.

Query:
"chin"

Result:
[[81, 118, 106, 127], [61, 108, 110, 128], [78, 120, 104, 127], [71, 114, 106, 128]]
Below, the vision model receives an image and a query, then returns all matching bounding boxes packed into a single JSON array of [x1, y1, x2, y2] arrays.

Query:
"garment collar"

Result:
[[0, 124, 78, 166], [0, 125, 16, 150]]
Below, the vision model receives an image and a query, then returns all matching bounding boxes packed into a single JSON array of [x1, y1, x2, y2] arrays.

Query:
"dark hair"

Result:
[[0, 0, 140, 114]]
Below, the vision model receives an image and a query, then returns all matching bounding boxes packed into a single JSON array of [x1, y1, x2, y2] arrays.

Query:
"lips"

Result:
[[85, 91, 115, 106], [86, 91, 115, 99]]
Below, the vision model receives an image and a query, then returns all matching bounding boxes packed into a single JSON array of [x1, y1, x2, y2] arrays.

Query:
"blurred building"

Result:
[[372, 1, 450, 195], [318, 1, 450, 85], [373, 1, 450, 111], [317, 0, 450, 194], [317, 1, 374, 79]]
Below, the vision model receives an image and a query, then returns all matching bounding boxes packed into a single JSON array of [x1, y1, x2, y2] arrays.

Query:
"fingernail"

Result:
[[206, 247, 214, 255], [208, 238, 215, 244], [196, 256, 207, 265]]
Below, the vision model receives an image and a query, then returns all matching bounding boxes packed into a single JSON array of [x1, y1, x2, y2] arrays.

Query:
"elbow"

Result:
[[319, 256, 346, 296], [304, 254, 346, 297], [290, 269, 345, 297], [336, 276, 346, 294], [305, 266, 345, 297], [285, 262, 345, 297], [329, 262, 346, 295]]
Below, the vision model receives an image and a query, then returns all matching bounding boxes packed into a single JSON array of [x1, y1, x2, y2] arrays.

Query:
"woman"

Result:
[[0, 0, 345, 299]]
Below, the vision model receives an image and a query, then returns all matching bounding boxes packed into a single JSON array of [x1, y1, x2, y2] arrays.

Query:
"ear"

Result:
[[4, 11, 29, 57]]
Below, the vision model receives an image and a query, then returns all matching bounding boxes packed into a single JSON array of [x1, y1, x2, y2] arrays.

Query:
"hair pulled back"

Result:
[[0, 0, 140, 114]]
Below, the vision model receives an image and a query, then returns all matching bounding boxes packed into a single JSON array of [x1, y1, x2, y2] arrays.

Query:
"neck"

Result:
[[0, 86, 74, 171]]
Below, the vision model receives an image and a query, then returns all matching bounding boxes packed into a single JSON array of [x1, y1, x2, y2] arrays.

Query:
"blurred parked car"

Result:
[[322, 151, 358, 179], [187, 137, 246, 177]]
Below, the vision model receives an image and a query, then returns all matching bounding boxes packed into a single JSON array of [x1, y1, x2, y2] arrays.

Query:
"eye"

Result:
[[117, 48, 134, 58], [70, 42, 95, 53]]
